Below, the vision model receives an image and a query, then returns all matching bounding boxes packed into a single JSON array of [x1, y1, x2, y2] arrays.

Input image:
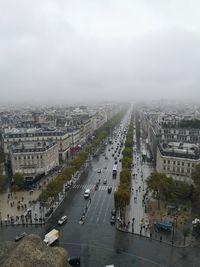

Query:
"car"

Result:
[[84, 189, 90, 198], [97, 168, 101, 173], [15, 232, 27, 242], [111, 209, 116, 216], [114, 156, 117, 160], [105, 156, 108, 160], [108, 149, 110, 152], [58, 215, 68, 225], [95, 184, 98, 190], [112, 154, 114, 157], [114, 160, 117, 164], [103, 179, 107, 184], [68, 256, 81, 266], [110, 216, 116, 225], [107, 187, 112, 193]]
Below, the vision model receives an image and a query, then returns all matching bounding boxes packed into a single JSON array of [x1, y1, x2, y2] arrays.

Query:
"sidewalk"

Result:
[[122, 135, 193, 247], [0, 155, 91, 227], [0, 190, 41, 220], [125, 134, 154, 236]]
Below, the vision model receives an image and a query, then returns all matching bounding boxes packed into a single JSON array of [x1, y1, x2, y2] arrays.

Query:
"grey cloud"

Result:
[[0, 0, 200, 103]]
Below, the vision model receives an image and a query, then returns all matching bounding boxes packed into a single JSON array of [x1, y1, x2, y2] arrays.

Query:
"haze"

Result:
[[1, 0, 200, 103]]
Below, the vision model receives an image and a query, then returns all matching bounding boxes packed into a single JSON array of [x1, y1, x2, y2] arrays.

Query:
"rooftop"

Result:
[[159, 142, 200, 160], [11, 141, 57, 153]]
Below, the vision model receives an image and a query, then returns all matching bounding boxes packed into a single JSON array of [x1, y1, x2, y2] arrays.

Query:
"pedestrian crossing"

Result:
[[72, 184, 118, 192]]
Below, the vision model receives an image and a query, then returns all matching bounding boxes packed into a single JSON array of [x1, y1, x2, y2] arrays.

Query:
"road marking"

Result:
[[72, 184, 117, 191], [96, 189, 109, 223]]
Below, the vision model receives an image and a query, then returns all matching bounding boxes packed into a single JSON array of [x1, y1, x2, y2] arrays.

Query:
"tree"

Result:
[[114, 187, 130, 218], [146, 172, 172, 209], [122, 148, 132, 158], [182, 227, 190, 245], [0, 174, 5, 192], [11, 184, 19, 194], [0, 151, 5, 163], [13, 173, 24, 189], [121, 157, 132, 170], [192, 163, 200, 187]]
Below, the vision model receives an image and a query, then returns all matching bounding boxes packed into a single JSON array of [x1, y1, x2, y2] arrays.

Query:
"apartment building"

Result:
[[10, 142, 59, 183], [156, 142, 200, 183], [2, 128, 71, 162]]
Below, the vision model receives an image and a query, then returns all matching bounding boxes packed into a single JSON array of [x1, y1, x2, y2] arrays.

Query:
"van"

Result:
[[84, 189, 90, 198]]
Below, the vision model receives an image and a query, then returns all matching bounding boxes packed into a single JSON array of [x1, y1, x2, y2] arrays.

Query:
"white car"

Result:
[[58, 215, 68, 225], [84, 189, 91, 198], [97, 168, 101, 173]]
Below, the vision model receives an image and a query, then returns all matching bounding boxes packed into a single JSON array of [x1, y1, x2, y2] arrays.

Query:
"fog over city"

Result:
[[1, 0, 200, 103]]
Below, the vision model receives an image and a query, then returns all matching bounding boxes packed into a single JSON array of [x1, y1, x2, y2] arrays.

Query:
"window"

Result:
[[173, 161, 176, 165], [177, 161, 180, 165], [164, 160, 166, 164], [15, 157, 17, 160], [40, 155, 42, 159], [182, 162, 184, 166], [163, 166, 166, 170], [168, 160, 170, 164], [188, 163, 190, 167]]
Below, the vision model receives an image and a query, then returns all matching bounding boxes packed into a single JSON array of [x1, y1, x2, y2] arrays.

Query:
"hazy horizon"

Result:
[[1, 0, 200, 103]]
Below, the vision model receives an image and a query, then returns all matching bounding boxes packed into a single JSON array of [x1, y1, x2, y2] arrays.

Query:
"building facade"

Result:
[[2, 128, 71, 162], [156, 142, 200, 183], [10, 142, 59, 183]]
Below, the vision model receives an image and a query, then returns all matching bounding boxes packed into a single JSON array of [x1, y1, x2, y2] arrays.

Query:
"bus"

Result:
[[112, 164, 117, 177]]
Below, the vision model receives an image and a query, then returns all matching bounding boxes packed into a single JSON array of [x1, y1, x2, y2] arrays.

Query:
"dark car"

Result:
[[111, 209, 116, 216], [107, 187, 112, 193], [110, 216, 116, 225], [15, 232, 27, 242], [95, 184, 98, 190], [68, 256, 81, 266]]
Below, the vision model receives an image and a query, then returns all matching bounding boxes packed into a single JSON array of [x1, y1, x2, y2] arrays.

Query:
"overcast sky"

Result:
[[1, 0, 200, 103]]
